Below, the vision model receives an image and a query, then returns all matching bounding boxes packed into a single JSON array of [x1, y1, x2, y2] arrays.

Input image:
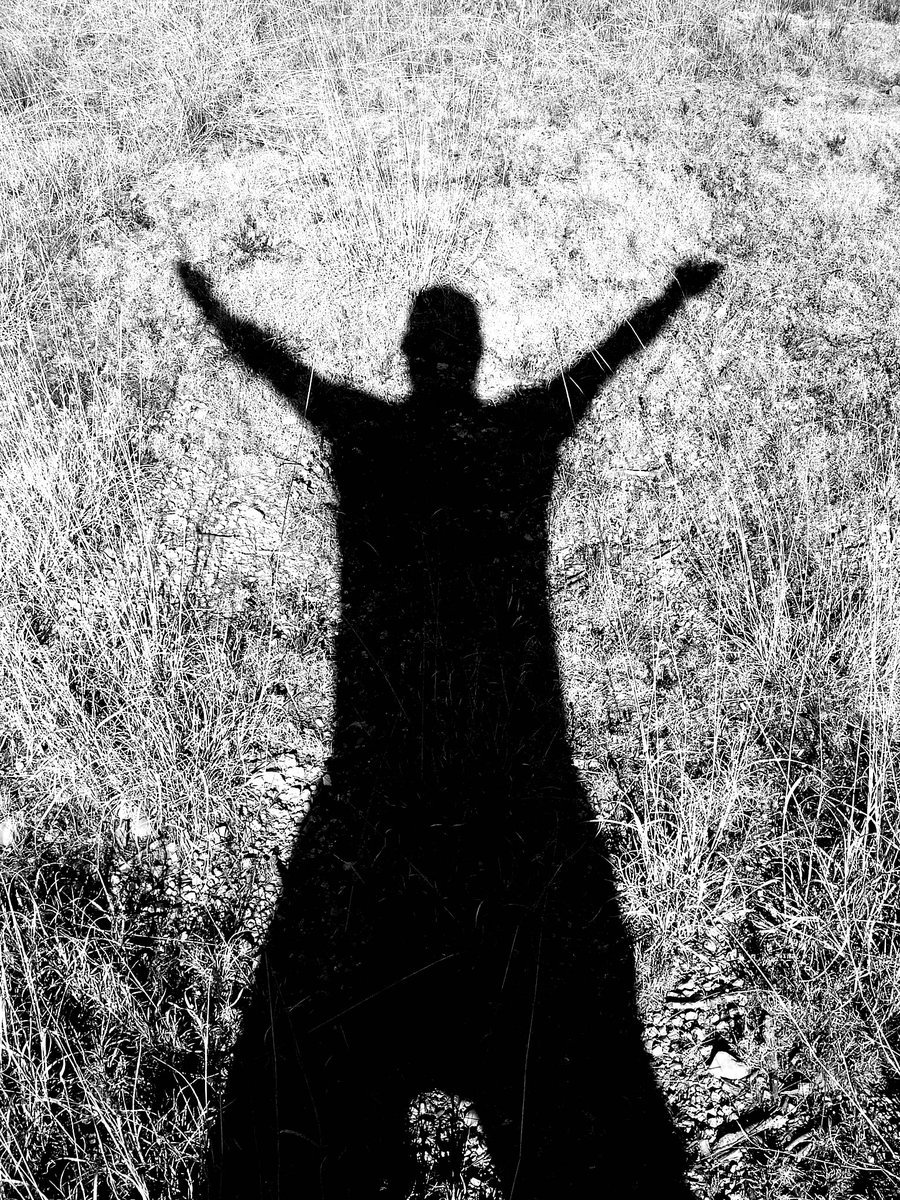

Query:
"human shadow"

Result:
[[177, 256, 722, 1199]]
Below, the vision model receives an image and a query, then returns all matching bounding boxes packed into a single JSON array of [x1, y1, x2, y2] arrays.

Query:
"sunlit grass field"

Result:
[[2, 0, 900, 1195]]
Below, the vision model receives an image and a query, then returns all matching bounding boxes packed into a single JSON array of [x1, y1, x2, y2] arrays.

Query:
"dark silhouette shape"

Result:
[[177, 256, 722, 1199]]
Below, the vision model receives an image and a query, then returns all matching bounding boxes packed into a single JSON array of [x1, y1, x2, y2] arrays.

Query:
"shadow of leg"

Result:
[[456, 833, 694, 1200], [203, 957, 416, 1200], [474, 1012, 695, 1200]]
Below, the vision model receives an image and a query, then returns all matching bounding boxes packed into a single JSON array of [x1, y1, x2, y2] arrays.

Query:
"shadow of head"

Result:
[[401, 286, 483, 400]]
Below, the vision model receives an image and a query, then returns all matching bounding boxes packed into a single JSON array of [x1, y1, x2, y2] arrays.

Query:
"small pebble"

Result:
[[709, 1050, 752, 1081]]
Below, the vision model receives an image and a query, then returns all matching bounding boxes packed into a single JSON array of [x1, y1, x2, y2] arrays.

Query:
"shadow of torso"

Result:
[[332, 387, 566, 800], [319, 387, 579, 991], [208, 381, 692, 1199]]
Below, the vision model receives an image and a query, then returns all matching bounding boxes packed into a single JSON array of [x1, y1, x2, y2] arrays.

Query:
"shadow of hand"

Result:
[[176, 259, 216, 315], [672, 258, 724, 297]]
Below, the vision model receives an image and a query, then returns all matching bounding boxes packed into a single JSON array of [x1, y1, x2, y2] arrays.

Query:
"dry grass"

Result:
[[1, 0, 899, 1196]]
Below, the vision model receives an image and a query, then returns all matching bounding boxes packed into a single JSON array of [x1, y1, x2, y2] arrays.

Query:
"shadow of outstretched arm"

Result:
[[175, 260, 372, 433], [519, 257, 724, 432]]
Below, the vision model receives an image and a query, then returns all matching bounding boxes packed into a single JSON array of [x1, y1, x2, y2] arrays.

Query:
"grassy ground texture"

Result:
[[1, 0, 900, 1196]]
